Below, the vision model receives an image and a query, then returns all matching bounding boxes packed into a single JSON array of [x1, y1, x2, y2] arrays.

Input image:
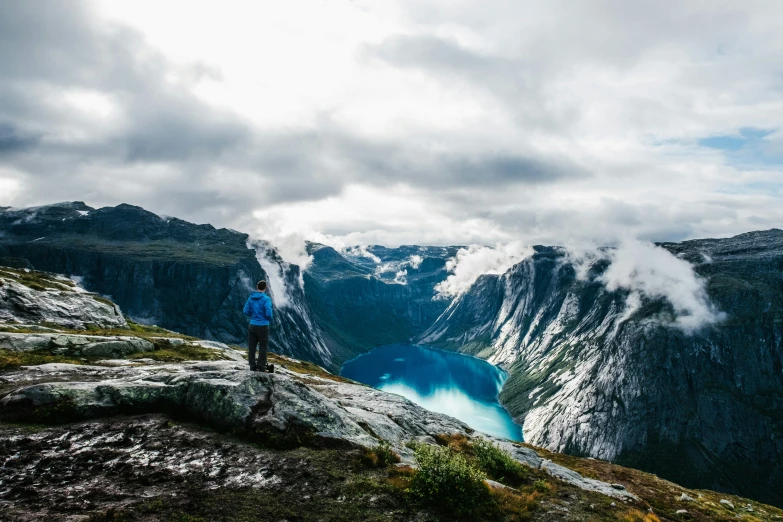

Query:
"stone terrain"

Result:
[[3, 356, 783, 521], [0, 265, 126, 329], [4, 268, 781, 521]]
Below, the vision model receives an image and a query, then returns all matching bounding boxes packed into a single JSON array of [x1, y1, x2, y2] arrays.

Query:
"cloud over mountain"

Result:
[[0, 0, 782, 248]]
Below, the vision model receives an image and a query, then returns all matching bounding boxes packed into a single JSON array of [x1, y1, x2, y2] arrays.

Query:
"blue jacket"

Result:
[[243, 291, 273, 326]]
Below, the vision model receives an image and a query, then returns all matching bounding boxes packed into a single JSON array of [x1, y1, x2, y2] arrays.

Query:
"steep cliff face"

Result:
[[419, 231, 783, 506], [302, 243, 456, 364], [0, 202, 331, 366]]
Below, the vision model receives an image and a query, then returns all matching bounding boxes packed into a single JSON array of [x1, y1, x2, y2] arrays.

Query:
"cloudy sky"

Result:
[[1, 0, 782, 249]]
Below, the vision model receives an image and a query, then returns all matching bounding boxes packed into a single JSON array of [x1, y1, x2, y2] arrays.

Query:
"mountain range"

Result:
[[1, 201, 781, 507]]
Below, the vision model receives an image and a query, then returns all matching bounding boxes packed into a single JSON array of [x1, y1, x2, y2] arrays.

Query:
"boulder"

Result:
[[0, 272, 127, 329]]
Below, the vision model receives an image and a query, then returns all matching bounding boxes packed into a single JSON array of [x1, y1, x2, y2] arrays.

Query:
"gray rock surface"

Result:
[[0, 359, 636, 500], [0, 332, 154, 357], [0, 269, 126, 329]]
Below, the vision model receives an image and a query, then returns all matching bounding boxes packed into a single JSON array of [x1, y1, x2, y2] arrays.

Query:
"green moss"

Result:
[[90, 295, 117, 308], [127, 344, 226, 363], [0, 348, 84, 370], [0, 265, 75, 292]]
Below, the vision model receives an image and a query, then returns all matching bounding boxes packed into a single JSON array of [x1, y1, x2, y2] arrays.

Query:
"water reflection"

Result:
[[340, 344, 523, 441]]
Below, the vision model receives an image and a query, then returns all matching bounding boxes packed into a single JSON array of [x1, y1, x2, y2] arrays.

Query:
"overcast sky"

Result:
[[1, 0, 782, 248]]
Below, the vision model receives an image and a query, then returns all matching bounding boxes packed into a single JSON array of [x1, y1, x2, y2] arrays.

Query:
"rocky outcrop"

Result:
[[0, 266, 126, 329], [0, 332, 154, 358], [0, 358, 635, 501], [420, 231, 783, 507]]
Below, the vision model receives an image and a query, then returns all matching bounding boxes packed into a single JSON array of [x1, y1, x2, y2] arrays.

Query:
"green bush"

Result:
[[471, 438, 527, 486], [409, 443, 489, 515]]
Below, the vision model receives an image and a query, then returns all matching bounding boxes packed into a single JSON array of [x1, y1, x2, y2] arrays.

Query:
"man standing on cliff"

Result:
[[243, 280, 274, 372]]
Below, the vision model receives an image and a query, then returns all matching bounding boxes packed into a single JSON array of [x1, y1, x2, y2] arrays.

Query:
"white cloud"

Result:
[[247, 239, 298, 308], [374, 253, 426, 285], [435, 242, 533, 298], [2, 1, 783, 250], [345, 245, 382, 264], [570, 239, 725, 332]]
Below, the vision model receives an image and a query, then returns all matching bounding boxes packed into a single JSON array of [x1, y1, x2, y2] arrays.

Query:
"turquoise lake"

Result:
[[340, 344, 523, 441]]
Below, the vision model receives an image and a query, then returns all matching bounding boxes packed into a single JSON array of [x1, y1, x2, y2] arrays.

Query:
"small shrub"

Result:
[[471, 438, 527, 486], [532, 479, 551, 493], [409, 443, 490, 516], [361, 442, 401, 468]]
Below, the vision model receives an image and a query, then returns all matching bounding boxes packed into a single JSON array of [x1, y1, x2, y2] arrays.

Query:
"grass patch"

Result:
[[0, 348, 84, 370], [0, 319, 196, 340], [0, 266, 75, 292], [127, 344, 226, 363], [89, 295, 118, 308], [616, 508, 661, 522]]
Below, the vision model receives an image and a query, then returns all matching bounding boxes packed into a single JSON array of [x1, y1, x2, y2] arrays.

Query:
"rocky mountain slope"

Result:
[[2, 266, 782, 521], [419, 231, 783, 508]]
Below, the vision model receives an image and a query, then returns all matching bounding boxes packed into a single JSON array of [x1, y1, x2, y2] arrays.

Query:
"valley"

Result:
[[1, 202, 782, 510]]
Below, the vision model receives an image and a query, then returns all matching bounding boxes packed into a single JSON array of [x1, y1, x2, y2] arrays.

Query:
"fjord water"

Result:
[[340, 344, 523, 441]]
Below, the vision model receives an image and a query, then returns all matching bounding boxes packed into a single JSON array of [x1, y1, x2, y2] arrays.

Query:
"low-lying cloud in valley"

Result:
[[569, 240, 725, 331]]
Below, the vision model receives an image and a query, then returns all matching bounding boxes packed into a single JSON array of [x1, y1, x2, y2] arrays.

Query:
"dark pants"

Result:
[[248, 325, 270, 371]]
